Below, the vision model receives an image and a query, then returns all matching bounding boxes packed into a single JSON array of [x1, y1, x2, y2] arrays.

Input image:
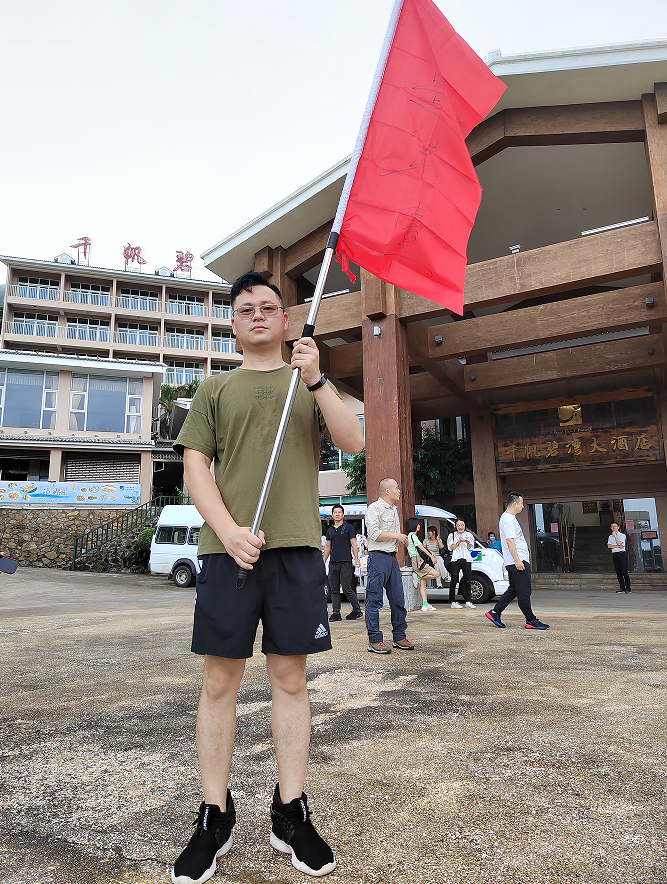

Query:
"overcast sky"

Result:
[[1, 0, 665, 284]]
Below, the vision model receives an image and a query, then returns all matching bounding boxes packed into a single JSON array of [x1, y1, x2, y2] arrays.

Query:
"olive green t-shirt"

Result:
[[173, 365, 332, 555]]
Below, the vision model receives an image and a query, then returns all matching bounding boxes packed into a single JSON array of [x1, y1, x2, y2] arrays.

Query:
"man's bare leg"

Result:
[[266, 653, 310, 803], [196, 654, 246, 807]]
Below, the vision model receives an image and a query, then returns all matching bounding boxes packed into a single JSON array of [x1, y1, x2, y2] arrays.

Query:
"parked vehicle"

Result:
[[320, 503, 509, 603], [149, 504, 202, 587]]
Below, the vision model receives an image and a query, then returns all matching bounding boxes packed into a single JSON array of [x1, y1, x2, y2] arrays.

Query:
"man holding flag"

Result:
[[170, 0, 505, 879]]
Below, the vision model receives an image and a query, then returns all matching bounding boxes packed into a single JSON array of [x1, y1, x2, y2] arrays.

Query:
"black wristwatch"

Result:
[[307, 374, 327, 392]]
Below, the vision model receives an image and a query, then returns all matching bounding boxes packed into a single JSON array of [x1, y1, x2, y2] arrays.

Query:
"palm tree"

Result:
[[158, 379, 200, 438]]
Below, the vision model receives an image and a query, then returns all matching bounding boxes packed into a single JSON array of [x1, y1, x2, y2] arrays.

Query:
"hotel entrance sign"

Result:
[[494, 389, 663, 473]]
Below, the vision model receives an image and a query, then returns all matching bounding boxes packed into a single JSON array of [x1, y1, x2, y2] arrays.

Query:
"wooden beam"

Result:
[[644, 94, 667, 290], [284, 220, 333, 278], [427, 281, 664, 361], [464, 333, 665, 392], [253, 246, 273, 277], [467, 101, 645, 166], [406, 322, 479, 408], [328, 341, 363, 377], [361, 268, 390, 319], [655, 83, 667, 124], [409, 372, 461, 403], [411, 399, 464, 421], [398, 222, 662, 322], [285, 291, 362, 341], [254, 245, 297, 307], [332, 377, 365, 400]]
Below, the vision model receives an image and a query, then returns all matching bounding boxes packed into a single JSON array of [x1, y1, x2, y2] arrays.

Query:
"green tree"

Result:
[[159, 379, 200, 438], [341, 428, 472, 502]]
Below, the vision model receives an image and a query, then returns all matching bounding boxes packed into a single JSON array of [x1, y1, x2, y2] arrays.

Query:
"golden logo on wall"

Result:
[[558, 404, 582, 426]]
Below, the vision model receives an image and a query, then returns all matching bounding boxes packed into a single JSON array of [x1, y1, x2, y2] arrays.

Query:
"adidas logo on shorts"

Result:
[[314, 623, 328, 639]]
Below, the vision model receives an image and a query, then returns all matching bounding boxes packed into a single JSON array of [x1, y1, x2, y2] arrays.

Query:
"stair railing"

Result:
[[71, 495, 191, 567]]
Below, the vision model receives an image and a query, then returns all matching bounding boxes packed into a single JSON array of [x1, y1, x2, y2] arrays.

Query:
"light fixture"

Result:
[[509, 244, 521, 254], [373, 326, 381, 337]]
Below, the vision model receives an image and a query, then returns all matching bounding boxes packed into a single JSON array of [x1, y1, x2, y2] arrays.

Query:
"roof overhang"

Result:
[[202, 40, 667, 284], [0, 350, 165, 377]]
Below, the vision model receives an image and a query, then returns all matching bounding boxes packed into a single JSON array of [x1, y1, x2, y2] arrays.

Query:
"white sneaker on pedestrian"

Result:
[[420, 603, 436, 612], [464, 602, 476, 609], [436, 580, 443, 588], [450, 602, 463, 609]]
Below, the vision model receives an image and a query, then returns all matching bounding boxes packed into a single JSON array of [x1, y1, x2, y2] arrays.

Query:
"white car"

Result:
[[320, 503, 509, 604], [149, 504, 202, 587]]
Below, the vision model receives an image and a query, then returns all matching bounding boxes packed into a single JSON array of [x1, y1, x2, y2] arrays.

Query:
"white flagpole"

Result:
[[236, 0, 405, 589]]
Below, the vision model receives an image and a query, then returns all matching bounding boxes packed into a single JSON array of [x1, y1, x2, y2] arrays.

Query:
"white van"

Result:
[[319, 503, 509, 603], [149, 504, 203, 587]]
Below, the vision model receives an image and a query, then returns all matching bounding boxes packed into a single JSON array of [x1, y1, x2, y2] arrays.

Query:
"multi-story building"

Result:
[[0, 256, 240, 385]]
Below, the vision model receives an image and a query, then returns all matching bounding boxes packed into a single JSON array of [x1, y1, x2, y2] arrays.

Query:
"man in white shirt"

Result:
[[485, 491, 549, 630], [364, 478, 413, 654], [608, 522, 631, 593]]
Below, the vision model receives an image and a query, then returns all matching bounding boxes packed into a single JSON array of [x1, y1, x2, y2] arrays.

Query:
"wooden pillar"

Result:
[[362, 314, 415, 559], [470, 409, 503, 538], [253, 245, 297, 307]]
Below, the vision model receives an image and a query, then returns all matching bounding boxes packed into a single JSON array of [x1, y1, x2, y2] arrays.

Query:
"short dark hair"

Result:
[[488, 531, 495, 538], [332, 504, 344, 515], [230, 271, 283, 309], [427, 525, 438, 536], [506, 491, 522, 507], [406, 517, 422, 536]]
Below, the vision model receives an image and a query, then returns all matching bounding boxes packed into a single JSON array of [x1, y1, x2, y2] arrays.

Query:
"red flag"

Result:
[[335, 0, 506, 314]]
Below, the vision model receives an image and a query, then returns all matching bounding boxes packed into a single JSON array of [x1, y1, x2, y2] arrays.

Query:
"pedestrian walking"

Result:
[[171, 271, 364, 881], [608, 521, 632, 593], [364, 478, 414, 654], [425, 525, 447, 587], [406, 518, 439, 612], [447, 519, 477, 609], [323, 504, 363, 621], [485, 492, 550, 630]]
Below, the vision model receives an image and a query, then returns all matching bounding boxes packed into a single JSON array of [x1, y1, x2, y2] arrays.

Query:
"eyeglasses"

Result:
[[232, 304, 284, 319]]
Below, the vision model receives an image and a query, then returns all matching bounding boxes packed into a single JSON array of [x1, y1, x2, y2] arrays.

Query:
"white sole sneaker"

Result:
[[450, 603, 463, 609], [171, 837, 233, 884], [270, 831, 337, 877]]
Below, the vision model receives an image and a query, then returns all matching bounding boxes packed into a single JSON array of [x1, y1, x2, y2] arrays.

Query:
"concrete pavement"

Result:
[[1, 569, 666, 883]]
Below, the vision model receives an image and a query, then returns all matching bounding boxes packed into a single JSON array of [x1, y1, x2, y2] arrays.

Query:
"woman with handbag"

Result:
[[425, 525, 447, 587], [406, 518, 440, 612], [447, 519, 476, 609]]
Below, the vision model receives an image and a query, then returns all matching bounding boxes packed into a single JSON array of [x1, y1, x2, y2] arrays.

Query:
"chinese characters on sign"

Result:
[[494, 392, 663, 473], [173, 250, 194, 277], [70, 236, 91, 265], [123, 244, 147, 270]]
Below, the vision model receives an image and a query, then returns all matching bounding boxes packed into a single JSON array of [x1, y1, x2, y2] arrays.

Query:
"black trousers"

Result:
[[494, 560, 536, 623], [612, 552, 631, 592], [328, 561, 361, 613], [448, 559, 472, 603]]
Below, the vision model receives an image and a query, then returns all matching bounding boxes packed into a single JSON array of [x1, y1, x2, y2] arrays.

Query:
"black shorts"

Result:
[[192, 547, 332, 659]]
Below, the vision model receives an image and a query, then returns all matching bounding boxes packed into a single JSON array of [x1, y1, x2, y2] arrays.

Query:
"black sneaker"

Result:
[[270, 785, 336, 876], [525, 619, 550, 629], [345, 610, 363, 620], [171, 792, 235, 884], [328, 612, 342, 622], [485, 610, 505, 628], [616, 589, 625, 593]]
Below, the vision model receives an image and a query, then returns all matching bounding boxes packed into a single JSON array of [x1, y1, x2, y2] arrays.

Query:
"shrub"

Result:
[[129, 527, 154, 573]]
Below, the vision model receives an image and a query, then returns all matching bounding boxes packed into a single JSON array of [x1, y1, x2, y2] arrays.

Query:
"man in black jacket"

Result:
[[323, 504, 362, 621]]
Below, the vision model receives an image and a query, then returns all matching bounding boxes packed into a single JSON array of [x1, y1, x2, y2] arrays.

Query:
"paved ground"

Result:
[[1, 569, 666, 884]]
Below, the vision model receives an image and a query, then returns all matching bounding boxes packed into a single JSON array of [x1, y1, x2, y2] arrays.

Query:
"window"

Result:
[[213, 298, 232, 320], [210, 364, 236, 375], [116, 322, 159, 346], [11, 312, 58, 338], [69, 282, 111, 306], [167, 293, 204, 316], [66, 317, 110, 342], [155, 526, 188, 544], [188, 526, 201, 545], [165, 361, 204, 385], [0, 370, 58, 429], [17, 276, 59, 300], [211, 332, 236, 353], [69, 375, 143, 433], [118, 288, 160, 312], [165, 326, 206, 350], [320, 415, 363, 471]]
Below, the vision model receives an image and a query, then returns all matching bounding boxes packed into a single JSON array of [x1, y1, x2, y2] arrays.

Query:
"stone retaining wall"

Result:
[[0, 508, 135, 569]]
